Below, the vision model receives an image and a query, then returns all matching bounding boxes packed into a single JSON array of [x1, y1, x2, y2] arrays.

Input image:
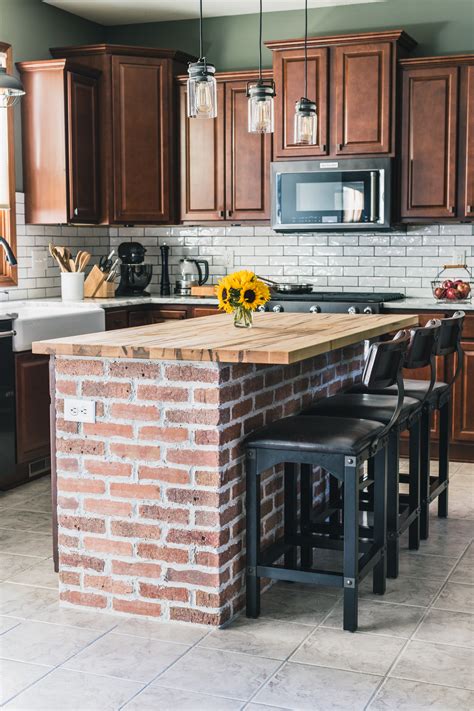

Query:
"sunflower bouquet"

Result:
[[216, 270, 271, 328]]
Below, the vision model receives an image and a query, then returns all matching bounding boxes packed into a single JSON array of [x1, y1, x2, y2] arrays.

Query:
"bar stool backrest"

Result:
[[405, 319, 442, 370], [435, 311, 465, 356], [362, 330, 411, 391]]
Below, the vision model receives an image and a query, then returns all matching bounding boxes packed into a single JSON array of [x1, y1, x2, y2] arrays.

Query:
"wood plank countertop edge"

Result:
[[32, 313, 419, 365]]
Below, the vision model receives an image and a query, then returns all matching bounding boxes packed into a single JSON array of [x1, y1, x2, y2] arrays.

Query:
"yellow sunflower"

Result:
[[216, 277, 233, 313], [240, 279, 271, 310]]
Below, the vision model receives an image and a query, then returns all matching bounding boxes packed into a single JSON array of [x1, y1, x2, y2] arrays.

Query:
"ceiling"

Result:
[[43, 0, 386, 26]]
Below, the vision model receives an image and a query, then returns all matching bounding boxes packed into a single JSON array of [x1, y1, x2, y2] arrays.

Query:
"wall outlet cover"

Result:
[[64, 398, 96, 424]]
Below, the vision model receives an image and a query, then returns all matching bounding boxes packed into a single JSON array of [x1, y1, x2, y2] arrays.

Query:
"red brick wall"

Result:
[[54, 344, 364, 625]]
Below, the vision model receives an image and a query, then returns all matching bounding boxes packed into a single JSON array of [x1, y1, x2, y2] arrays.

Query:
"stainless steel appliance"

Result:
[[259, 291, 404, 314], [175, 258, 209, 295], [271, 157, 391, 231]]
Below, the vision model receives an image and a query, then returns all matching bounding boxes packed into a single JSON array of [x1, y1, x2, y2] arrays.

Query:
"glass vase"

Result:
[[233, 306, 253, 329]]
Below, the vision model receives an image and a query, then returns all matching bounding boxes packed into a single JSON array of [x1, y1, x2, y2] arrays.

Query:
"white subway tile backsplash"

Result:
[[2, 193, 472, 302]]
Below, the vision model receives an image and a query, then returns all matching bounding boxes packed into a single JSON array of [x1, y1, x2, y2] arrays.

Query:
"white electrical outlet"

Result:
[[64, 398, 96, 424]]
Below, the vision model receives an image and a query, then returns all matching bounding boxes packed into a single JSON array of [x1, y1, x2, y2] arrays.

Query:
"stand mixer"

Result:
[[175, 258, 209, 295]]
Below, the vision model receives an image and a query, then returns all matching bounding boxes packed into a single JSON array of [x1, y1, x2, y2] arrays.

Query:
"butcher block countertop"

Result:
[[32, 312, 418, 365]]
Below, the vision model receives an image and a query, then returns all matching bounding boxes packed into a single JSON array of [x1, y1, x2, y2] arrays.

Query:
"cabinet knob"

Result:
[[219, 210, 225, 218], [73, 207, 78, 216], [448, 206, 455, 215], [467, 205, 472, 213], [226, 210, 233, 219], [337, 143, 342, 151]]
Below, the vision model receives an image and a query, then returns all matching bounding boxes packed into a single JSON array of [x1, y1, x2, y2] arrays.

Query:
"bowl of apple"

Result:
[[432, 278, 472, 303]]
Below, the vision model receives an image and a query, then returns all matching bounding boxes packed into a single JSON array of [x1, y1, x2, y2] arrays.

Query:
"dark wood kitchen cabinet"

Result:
[[18, 59, 101, 225], [396, 311, 474, 463], [21, 45, 194, 224], [15, 352, 50, 465], [105, 303, 218, 330], [271, 46, 328, 158], [332, 42, 392, 155], [178, 70, 272, 222], [267, 30, 416, 160], [400, 55, 474, 222]]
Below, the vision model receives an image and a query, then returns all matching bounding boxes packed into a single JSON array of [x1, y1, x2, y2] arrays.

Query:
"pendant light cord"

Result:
[[199, 0, 204, 61], [259, 0, 263, 82], [304, 0, 308, 98]]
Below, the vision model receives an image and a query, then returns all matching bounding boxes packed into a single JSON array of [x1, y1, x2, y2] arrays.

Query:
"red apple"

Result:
[[442, 279, 455, 289], [445, 287, 459, 300], [456, 281, 471, 299], [434, 286, 446, 300]]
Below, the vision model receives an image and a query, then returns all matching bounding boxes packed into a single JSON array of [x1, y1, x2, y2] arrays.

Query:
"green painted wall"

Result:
[[106, 0, 474, 70], [2, 0, 103, 188]]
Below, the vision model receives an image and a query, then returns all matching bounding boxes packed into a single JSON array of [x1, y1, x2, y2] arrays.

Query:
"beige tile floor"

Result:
[[0, 461, 472, 710]]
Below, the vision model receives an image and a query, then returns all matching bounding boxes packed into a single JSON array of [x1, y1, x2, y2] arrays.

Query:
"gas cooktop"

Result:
[[270, 291, 405, 303]]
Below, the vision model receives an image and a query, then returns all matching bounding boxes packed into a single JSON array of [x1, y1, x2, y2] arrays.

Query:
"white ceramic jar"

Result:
[[61, 272, 84, 301]]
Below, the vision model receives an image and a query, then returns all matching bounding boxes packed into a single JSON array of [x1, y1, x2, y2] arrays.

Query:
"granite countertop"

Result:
[[32, 312, 418, 365], [382, 298, 474, 312], [84, 294, 218, 308]]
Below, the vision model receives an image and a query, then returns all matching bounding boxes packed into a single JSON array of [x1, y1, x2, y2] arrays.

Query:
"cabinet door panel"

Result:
[[112, 56, 170, 223], [105, 309, 128, 331], [67, 71, 100, 223], [273, 48, 328, 158], [15, 353, 50, 464], [179, 83, 225, 221], [192, 307, 218, 318], [128, 309, 152, 328], [333, 42, 392, 155], [459, 64, 474, 219], [225, 81, 272, 220], [452, 341, 474, 444], [401, 66, 458, 219]]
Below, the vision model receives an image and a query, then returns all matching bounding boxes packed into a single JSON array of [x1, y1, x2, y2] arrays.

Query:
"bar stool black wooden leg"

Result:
[[343, 457, 359, 633], [246, 450, 261, 618], [373, 446, 387, 595], [300, 463, 313, 568], [386, 430, 400, 578], [284, 463, 297, 568], [420, 407, 431, 540], [438, 400, 450, 518], [409, 419, 421, 550]]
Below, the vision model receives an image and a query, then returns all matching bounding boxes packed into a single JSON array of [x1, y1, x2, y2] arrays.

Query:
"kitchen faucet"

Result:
[[0, 236, 17, 265]]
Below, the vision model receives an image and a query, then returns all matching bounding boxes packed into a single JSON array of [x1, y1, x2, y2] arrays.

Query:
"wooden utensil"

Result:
[[78, 252, 91, 272], [49, 244, 69, 272]]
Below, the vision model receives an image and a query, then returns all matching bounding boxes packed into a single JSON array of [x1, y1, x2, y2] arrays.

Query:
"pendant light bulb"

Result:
[[247, 0, 275, 134], [187, 1, 217, 119], [0, 66, 25, 109], [294, 0, 317, 145]]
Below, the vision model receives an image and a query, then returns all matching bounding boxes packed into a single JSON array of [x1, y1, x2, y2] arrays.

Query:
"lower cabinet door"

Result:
[[128, 309, 152, 328], [451, 340, 474, 445], [151, 308, 188, 322], [105, 309, 128, 331], [15, 352, 51, 464]]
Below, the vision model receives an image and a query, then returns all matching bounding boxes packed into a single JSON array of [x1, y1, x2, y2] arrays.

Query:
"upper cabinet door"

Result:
[[332, 42, 392, 155], [273, 47, 328, 158], [400, 66, 458, 220], [459, 64, 474, 219], [179, 83, 225, 221], [225, 80, 272, 220], [67, 71, 100, 224], [111, 56, 170, 223]]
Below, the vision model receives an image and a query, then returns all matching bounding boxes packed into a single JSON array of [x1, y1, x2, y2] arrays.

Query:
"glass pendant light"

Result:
[[294, 0, 317, 145], [187, 0, 217, 119], [0, 66, 25, 109], [247, 0, 275, 134]]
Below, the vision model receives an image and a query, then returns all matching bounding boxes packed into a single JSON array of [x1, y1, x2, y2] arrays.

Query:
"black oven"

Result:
[[271, 157, 391, 231]]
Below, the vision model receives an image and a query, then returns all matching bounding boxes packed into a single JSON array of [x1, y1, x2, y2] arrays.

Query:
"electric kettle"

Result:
[[179, 258, 209, 286]]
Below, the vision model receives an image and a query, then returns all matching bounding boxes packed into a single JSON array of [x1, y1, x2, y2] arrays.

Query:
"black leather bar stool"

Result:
[[378, 311, 465, 539], [302, 320, 441, 578], [244, 330, 410, 632]]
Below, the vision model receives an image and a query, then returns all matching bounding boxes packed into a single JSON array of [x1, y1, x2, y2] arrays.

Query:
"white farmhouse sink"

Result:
[[0, 301, 105, 352]]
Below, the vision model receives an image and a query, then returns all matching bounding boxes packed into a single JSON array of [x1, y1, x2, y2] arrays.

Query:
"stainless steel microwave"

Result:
[[271, 157, 391, 231]]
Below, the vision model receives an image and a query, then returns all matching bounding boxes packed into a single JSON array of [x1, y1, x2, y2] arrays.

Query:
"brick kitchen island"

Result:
[[33, 312, 417, 625]]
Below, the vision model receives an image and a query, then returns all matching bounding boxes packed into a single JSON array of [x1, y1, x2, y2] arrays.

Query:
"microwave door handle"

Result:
[[370, 171, 379, 223]]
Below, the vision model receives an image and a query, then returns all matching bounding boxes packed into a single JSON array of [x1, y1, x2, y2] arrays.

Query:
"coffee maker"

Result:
[[116, 242, 153, 296]]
